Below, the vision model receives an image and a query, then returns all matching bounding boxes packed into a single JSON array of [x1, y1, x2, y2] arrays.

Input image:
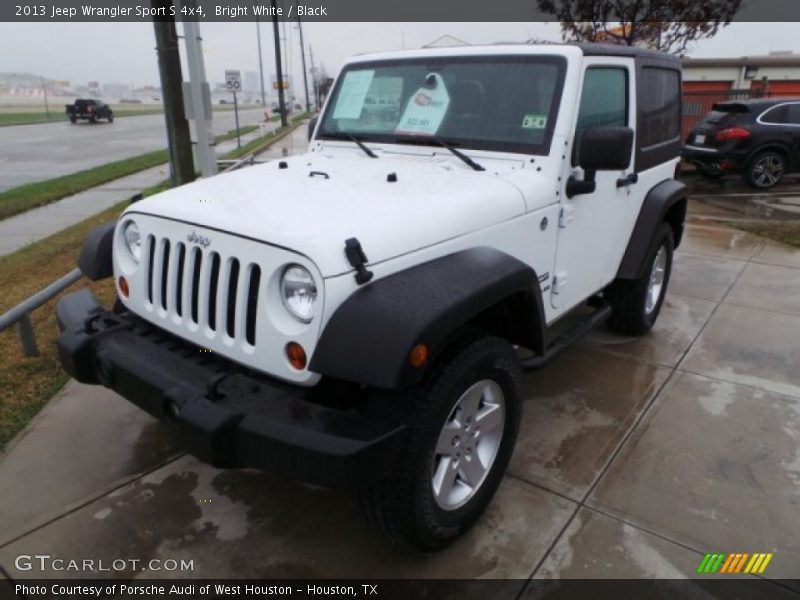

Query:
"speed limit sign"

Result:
[[225, 70, 241, 92]]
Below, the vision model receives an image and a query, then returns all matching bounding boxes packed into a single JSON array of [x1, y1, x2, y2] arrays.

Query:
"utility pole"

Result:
[[309, 46, 319, 109], [151, 2, 194, 186], [256, 17, 267, 108], [181, 0, 217, 177], [41, 77, 50, 117], [271, 0, 287, 127], [297, 17, 311, 112]]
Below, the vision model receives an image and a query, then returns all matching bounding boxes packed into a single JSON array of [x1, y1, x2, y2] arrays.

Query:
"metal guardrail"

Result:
[[0, 155, 264, 358], [0, 268, 83, 357]]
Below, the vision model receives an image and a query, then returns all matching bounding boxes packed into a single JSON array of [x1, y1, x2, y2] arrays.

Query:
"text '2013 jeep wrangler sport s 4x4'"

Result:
[[56, 44, 686, 550]]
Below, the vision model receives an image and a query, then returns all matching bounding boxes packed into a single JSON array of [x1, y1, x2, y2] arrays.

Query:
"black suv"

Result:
[[65, 98, 114, 124], [682, 98, 800, 189]]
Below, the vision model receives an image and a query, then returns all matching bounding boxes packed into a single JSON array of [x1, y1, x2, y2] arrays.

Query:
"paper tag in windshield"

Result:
[[332, 70, 375, 120], [395, 74, 450, 136], [522, 113, 547, 129]]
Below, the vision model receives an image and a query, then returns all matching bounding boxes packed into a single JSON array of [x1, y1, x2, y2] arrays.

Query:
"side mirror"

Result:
[[567, 126, 634, 198], [307, 116, 319, 142]]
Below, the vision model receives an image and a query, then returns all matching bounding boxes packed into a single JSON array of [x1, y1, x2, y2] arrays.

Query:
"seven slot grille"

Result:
[[144, 235, 261, 345]]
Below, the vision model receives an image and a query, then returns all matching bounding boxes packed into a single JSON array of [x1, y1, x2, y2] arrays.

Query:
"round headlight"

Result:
[[122, 220, 142, 262], [280, 265, 317, 323]]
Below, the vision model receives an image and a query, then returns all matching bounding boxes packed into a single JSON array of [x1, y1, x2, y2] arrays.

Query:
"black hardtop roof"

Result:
[[575, 42, 681, 64]]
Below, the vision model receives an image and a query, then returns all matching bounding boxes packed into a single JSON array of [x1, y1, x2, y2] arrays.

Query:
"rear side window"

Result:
[[761, 105, 788, 124], [789, 104, 800, 125], [761, 103, 800, 125], [639, 67, 680, 148]]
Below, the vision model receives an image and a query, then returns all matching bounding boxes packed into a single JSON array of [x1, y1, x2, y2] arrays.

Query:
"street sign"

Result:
[[225, 69, 242, 92]]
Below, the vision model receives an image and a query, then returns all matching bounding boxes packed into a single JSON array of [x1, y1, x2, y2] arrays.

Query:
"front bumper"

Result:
[[56, 289, 405, 488]]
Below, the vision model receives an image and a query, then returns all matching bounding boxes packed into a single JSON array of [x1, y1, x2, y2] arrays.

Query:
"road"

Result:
[[0, 107, 268, 193]]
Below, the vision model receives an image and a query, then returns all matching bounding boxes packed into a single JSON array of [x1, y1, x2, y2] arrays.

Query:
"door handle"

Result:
[[616, 173, 638, 188]]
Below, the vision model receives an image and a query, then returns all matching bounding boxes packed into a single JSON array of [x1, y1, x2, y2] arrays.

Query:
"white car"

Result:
[[58, 43, 687, 550]]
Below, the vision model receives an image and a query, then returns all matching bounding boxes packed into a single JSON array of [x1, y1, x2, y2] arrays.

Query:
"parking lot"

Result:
[[1, 179, 799, 593]]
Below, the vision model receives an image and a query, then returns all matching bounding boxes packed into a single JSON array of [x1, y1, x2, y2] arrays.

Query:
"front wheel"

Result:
[[605, 223, 674, 335], [359, 335, 521, 550], [745, 151, 785, 189], [107, 112, 114, 123]]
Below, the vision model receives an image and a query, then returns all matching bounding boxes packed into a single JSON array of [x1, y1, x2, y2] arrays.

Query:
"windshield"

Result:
[[318, 55, 566, 155]]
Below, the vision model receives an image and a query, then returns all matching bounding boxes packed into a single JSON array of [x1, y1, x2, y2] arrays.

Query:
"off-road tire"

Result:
[[744, 150, 786, 189], [358, 334, 522, 551], [108, 112, 114, 123], [69, 116, 77, 124], [605, 223, 674, 336]]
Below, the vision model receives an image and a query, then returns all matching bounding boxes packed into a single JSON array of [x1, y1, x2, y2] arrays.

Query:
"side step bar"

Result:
[[520, 300, 612, 371]]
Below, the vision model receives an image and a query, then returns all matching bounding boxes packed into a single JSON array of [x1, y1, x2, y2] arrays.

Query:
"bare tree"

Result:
[[537, 0, 742, 56]]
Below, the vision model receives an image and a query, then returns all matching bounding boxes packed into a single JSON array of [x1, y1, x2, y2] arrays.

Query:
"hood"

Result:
[[126, 152, 531, 277]]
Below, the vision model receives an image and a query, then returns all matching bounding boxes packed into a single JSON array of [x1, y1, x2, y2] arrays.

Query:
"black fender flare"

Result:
[[78, 222, 116, 281], [309, 247, 546, 390], [617, 179, 687, 280]]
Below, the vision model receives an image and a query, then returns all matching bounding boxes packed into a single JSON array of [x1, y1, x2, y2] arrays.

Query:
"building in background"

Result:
[[682, 52, 800, 94]]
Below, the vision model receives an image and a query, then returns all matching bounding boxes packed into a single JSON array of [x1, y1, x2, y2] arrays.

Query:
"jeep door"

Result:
[[550, 57, 645, 312]]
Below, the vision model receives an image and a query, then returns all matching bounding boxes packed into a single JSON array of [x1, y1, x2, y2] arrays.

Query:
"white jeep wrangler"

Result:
[[57, 43, 686, 550]]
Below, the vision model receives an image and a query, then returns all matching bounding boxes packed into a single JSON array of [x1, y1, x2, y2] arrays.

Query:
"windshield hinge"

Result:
[[344, 238, 374, 285], [552, 272, 568, 295]]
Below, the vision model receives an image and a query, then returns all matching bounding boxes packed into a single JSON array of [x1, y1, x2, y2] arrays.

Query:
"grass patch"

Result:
[[0, 149, 169, 221], [0, 108, 164, 126], [728, 220, 800, 248], [0, 179, 169, 453]]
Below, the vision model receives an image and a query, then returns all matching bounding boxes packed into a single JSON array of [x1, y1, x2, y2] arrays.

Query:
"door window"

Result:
[[573, 67, 628, 164]]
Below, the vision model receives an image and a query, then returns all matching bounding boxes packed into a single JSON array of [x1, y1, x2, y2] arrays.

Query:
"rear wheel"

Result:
[[359, 334, 521, 550], [745, 150, 785, 189], [107, 112, 114, 123], [69, 116, 76, 124], [605, 223, 674, 335]]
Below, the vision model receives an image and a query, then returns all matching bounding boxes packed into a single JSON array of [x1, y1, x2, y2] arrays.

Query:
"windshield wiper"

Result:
[[393, 135, 485, 171], [323, 131, 378, 159]]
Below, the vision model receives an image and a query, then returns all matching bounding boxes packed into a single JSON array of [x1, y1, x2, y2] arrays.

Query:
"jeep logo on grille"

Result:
[[187, 230, 211, 248]]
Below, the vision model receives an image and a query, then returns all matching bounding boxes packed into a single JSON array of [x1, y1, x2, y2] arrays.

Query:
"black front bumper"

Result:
[[56, 290, 405, 488]]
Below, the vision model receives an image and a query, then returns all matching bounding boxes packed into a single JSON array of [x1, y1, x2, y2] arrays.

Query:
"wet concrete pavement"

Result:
[[1, 197, 800, 589]]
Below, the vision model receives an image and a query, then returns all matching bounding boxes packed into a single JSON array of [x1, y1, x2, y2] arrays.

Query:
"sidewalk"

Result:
[[0, 122, 288, 258]]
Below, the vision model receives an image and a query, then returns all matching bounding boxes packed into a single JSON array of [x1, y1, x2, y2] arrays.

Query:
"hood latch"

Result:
[[344, 238, 374, 285]]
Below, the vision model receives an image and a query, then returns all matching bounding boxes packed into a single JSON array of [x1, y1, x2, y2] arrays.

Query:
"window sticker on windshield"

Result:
[[522, 113, 547, 129], [395, 73, 451, 136], [332, 70, 375, 120]]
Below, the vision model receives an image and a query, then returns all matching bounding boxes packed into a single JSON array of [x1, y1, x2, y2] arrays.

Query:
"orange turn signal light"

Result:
[[286, 342, 307, 370], [118, 276, 130, 298], [409, 344, 429, 368]]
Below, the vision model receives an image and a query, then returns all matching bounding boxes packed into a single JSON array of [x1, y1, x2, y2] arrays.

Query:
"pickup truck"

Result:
[[57, 43, 686, 550], [65, 98, 114, 124]]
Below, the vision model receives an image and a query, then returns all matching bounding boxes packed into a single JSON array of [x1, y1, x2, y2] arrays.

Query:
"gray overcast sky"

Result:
[[1, 22, 798, 89]]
